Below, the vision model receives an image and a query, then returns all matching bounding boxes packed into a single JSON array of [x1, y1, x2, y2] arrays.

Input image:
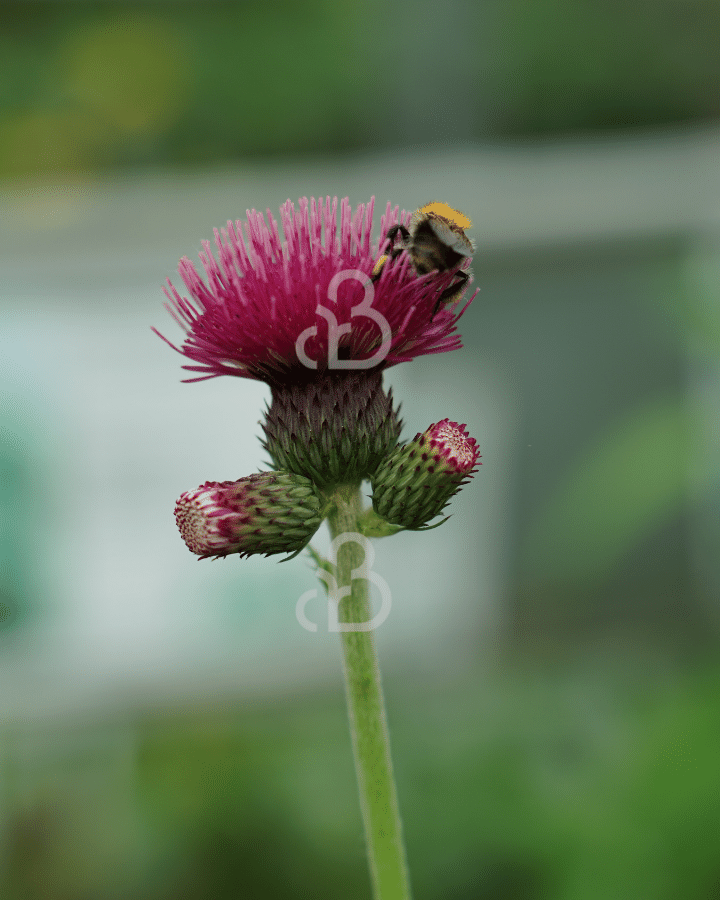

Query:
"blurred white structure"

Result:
[[0, 125, 718, 721]]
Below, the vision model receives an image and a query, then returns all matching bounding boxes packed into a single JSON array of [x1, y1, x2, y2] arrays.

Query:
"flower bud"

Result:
[[175, 472, 326, 560], [370, 419, 480, 529], [261, 370, 402, 487]]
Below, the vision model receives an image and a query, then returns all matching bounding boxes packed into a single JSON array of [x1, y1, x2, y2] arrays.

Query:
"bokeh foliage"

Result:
[[0, 0, 371, 178], [1, 0, 719, 179], [4, 658, 720, 899]]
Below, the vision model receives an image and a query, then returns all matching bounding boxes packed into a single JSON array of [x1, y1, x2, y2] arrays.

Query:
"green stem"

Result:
[[325, 484, 412, 900]]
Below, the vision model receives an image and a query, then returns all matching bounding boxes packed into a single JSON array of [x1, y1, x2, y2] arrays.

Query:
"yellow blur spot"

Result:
[[0, 110, 106, 179], [419, 202, 472, 230], [59, 14, 189, 134]]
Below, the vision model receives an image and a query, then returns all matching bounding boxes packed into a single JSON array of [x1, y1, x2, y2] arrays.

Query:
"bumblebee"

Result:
[[372, 201, 475, 318]]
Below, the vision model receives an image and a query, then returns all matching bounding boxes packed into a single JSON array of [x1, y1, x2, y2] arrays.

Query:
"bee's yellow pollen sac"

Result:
[[372, 254, 389, 278]]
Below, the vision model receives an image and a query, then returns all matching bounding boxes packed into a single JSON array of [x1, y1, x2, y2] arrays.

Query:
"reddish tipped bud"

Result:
[[370, 419, 480, 529], [175, 471, 325, 560]]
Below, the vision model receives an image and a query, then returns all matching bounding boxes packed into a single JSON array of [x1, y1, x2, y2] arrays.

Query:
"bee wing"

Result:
[[427, 217, 475, 257]]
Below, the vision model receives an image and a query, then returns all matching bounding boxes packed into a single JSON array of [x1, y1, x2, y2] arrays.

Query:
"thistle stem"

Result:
[[325, 484, 412, 900]]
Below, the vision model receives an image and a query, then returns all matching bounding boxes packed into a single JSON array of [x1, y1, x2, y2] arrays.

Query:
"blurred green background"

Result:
[[2, 1, 720, 898]]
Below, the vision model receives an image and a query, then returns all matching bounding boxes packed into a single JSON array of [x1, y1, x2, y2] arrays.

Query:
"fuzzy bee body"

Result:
[[372, 202, 474, 318]]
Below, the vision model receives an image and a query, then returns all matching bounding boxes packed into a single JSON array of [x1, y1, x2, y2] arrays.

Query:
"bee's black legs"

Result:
[[383, 224, 410, 259], [384, 224, 409, 247], [372, 224, 411, 283], [430, 269, 469, 320], [441, 268, 468, 300]]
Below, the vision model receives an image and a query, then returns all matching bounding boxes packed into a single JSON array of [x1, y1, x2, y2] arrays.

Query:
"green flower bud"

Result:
[[370, 419, 480, 529], [175, 471, 326, 560]]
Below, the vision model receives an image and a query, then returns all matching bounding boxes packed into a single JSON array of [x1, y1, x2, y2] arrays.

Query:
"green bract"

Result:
[[262, 371, 402, 488]]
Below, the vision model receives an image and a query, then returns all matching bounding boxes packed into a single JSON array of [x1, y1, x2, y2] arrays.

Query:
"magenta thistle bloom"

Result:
[[370, 419, 481, 529], [175, 472, 326, 560], [154, 196, 476, 386]]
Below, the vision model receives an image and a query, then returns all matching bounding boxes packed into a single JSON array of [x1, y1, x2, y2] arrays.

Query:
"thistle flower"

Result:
[[159, 197, 482, 897], [175, 472, 326, 560], [370, 419, 481, 529], [154, 196, 476, 387]]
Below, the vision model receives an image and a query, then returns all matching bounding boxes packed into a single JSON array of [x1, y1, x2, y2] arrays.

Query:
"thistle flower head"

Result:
[[261, 370, 402, 487], [370, 419, 480, 529], [175, 472, 325, 560], [154, 197, 477, 387]]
